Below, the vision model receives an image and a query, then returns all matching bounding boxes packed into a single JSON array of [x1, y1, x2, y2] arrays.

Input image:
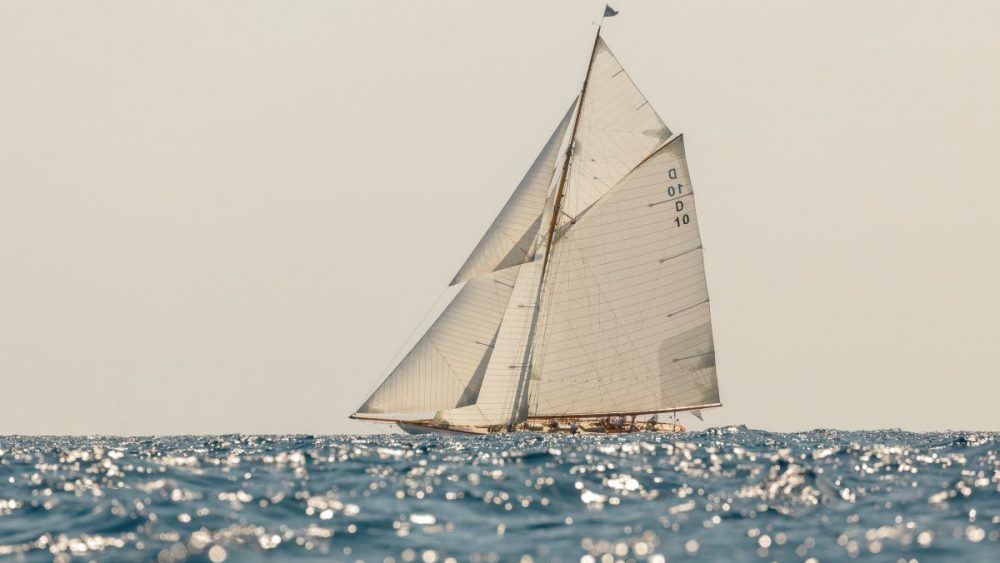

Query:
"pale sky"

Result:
[[2, 1, 998, 435]]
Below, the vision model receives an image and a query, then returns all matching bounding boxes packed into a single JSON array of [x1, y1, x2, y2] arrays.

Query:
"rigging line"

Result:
[[541, 240, 655, 412], [624, 181, 696, 403], [511, 264, 547, 426], [542, 293, 708, 339], [539, 305, 596, 410], [355, 283, 455, 412], [556, 217, 702, 254], [537, 324, 712, 387], [395, 271, 517, 419], [357, 418, 394, 435], [557, 137, 683, 238], [539, 25, 602, 281], [524, 253, 556, 417], [458, 271, 528, 426], [540, 361, 710, 401], [531, 228, 709, 410], [516, 26, 603, 426], [550, 291, 707, 341], [559, 213, 698, 248], [542, 257, 706, 316], [527, 234, 578, 414], [539, 319, 714, 377], [560, 214, 702, 254]]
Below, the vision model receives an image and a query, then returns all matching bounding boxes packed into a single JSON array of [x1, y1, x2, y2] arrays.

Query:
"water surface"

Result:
[[0, 429, 997, 561]]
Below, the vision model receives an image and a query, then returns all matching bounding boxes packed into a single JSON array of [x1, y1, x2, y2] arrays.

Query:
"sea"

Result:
[[0, 428, 996, 562]]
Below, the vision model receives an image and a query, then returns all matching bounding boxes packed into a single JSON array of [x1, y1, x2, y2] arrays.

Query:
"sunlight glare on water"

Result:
[[0, 428, 997, 561]]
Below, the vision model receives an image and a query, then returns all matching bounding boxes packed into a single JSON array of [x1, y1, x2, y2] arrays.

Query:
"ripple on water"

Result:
[[0, 429, 997, 561]]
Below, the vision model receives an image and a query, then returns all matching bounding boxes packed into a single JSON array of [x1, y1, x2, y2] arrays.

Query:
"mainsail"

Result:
[[353, 28, 721, 430], [527, 136, 719, 418]]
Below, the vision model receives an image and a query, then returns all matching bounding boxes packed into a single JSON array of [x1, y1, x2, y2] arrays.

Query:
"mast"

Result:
[[540, 26, 602, 279], [503, 26, 604, 429]]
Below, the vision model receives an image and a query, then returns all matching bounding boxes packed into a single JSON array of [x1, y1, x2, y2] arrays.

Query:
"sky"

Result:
[[1, 1, 999, 435]]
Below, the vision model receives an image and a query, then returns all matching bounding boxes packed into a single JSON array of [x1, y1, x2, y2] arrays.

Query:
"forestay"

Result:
[[528, 136, 719, 417]]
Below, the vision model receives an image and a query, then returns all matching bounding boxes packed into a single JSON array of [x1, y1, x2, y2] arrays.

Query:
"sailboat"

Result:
[[350, 15, 721, 435]]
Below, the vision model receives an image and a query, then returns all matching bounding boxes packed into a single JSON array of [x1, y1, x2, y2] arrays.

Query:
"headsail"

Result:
[[560, 37, 672, 221], [528, 136, 720, 418], [450, 101, 576, 285], [355, 265, 521, 416], [435, 260, 544, 427]]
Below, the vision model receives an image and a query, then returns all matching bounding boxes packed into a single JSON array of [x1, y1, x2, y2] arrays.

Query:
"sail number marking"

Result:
[[667, 167, 689, 228]]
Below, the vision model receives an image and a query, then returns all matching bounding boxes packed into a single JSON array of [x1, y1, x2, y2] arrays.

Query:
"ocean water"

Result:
[[0, 429, 997, 562]]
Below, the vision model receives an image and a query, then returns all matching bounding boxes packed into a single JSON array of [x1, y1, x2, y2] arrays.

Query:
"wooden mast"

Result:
[[540, 26, 602, 278], [502, 27, 604, 431]]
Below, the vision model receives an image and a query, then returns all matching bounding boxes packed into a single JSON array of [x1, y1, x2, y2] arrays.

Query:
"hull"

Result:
[[396, 422, 490, 436], [397, 422, 443, 435], [396, 420, 686, 436]]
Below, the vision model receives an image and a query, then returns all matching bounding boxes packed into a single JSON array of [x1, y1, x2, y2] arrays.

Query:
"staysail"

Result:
[[356, 265, 521, 416], [434, 260, 544, 427], [528, 136, 720, 417]]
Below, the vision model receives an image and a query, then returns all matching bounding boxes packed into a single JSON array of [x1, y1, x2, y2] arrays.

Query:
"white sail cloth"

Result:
[[437, 260, 543, 427], [356, 35, 721, 428], [450, 102, 576, 285], [356, 266, 521, 415], [528, 136, 719, 417], [560, 37, 672, 221]]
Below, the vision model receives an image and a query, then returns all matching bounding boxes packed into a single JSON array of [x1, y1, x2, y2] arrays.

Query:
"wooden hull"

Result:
[[396, 420, 686, 436]]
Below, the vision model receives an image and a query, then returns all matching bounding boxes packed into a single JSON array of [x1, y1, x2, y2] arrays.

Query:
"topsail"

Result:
[[560, 38, 671, 221], [352, 24, 721, 434], [450, 102, 576, 285]]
